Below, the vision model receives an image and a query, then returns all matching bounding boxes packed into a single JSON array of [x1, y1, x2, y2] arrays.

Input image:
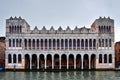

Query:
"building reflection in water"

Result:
[[0, 71, 120, 80]]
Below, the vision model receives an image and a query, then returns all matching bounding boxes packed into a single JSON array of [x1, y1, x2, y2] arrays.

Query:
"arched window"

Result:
[[16, 39, 18, 47], [85, 39, 88, 49], [69, 39, 72, 49], [8, 54, 12, 63], [104, 26, 106, 33], [37, 39, 39, 49], [105, 39, 108, 47], [29, 39, 31, 49], [99, 54, 102, 63], [45, 39, 47, 49], [99, 39, 101, 47], [93, 39, 96, 49], [41, 39, 43, 49], [9, 26, 11, 33], [104, 54, 107, 63], [13, 54, 16, 63], [109, 39, 111, 47], [98, 26, 101, 33], [107, 26, 109, 32], [18, 54, 21, 63], [57, 39, 59, 49], [49, 39, 51, 49], [101, 26, 103, 33], [33, 39, 35, 49], [17, 26, 19, 33], [77, 39, 80, 49], [102, 39, 104, 47], [61, 39, 64, 49], [9, 39, 11, 47], [13, 39, 15, 47], [19, 39, 22, 47], [20, 26, 22, 33], [109, 54, 112, 63], [15, 26, 16, 33], [81, 39, 84, 49], [89, 39, 92, 49], [73, 39, 76, 49], [109, 26, 111, 33], [12, 26, 14, 33], [53, 39, 56, 49], [65, 39, 68, 49], [24, 39, 27, 49]]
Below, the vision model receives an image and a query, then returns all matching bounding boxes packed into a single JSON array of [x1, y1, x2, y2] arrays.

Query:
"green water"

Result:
[[0, 71, 120, 80]]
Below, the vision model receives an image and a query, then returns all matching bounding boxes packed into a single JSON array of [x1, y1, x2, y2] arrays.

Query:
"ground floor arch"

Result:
[[39, 54, 45, 69], [69, 54, 74, 69], [83, 54, 89, 69], [20, 53, 114, 70], [91, 54, 96, 69], [54, 54, 59, 69], [32, 54, 37, 69], [25, 54, 30, 69], [61, 54, 67, 69], [46, 54, 52, 69], [76, 54, 81, 69]]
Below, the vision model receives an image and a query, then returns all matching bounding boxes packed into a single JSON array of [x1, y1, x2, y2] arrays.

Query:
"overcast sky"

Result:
[[0, 0, 120, 42]]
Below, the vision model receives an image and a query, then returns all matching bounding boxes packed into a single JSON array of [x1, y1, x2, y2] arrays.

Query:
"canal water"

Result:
[[0, 71, 120, 80]]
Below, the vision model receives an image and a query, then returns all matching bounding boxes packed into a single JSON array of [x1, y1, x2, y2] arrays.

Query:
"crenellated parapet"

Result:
[[30, 26, 96, 34]]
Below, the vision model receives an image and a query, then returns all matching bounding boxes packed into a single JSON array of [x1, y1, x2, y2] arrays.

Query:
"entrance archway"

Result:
[[76, 54, 81, 69], [54, 54, 59, 69], [61, 54, 67, 69], [69, 54, 74, 69], [32, 54, 37, 69], [39, 54, 45, 69], [25, 54, 30, 69], [83, 54, 89, 69], [91, 54, 96, 69], [47, 54, 52, 69]]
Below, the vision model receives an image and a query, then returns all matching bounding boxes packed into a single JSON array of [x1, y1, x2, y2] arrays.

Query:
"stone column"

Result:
[[67, 55, 69, 69], [59, 55, 61, 69], [45, 55, 46, 69], [107, 54, 109, 63], [35, 39, 37, 50], [74, 56, 76, 69], [52, 55, 54, 69], [31, 39, 32, 50], [88, 39, 89, 50], [60, 39, 61, 50], [89, 55, 91, 69], [11, 39, 13, 47], [80, 39, 81, 50], [27, 39, 28, 50], [30, 55, 32, 69], [81, 55, 83, 69], [37, 55, 39, 69]]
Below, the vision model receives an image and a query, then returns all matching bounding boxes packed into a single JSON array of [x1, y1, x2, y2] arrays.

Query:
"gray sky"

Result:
[[0, 0, 120, 42]]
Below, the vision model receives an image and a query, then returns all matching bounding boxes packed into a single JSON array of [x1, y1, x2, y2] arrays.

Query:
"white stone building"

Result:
[[5, 16, 115, 70]]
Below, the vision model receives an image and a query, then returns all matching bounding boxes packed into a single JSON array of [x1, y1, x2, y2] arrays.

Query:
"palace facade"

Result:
[[5, 17, 115, 70]]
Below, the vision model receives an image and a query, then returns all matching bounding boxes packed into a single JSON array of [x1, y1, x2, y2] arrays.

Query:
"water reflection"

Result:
[[0, 71, 120, 80]]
